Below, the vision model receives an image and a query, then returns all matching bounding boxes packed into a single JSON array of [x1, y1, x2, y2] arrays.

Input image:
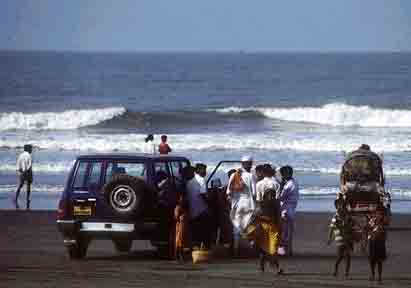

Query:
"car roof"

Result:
[[76, 153, 189, 162]]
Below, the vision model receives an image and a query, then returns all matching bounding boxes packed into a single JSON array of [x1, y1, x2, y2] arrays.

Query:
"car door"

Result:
[[70, 160, 103, 220]]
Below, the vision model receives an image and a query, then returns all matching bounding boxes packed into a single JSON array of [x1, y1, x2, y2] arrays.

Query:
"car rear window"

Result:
[[73, 161, 88, 189], [105, 161, 146, 183], [87, 162, 103, 186]]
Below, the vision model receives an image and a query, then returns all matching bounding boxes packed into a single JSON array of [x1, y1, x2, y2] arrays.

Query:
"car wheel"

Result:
[[113, 238, 133, 253], [67, 237, 89, 260], [104, 174, 146, 217]]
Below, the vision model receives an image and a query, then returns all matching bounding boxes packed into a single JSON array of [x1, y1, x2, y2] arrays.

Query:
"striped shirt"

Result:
[[329, 214, 353, 246]]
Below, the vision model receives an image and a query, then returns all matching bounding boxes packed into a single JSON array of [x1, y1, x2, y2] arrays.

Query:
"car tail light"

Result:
[[57, 199, 72, 220]]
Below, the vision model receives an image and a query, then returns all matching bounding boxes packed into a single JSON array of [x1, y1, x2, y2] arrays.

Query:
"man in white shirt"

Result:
[[194, 163, 207, 194], [256, 164, 280, 203], [184, 165, 210, 248], [142, 134, 156, 154], [226, 155, 256, 256], [15, 144, 33, 209]]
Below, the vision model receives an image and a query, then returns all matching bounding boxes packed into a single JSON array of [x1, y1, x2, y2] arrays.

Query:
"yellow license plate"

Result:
[[73, 205, 92, 216]]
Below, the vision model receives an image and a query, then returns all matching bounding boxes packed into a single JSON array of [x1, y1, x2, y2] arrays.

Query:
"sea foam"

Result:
[[216, 103, 411, 127], [0, 107, 126, 130]]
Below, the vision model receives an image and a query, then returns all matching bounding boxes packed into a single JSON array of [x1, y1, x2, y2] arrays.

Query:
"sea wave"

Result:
[[0, 162, 73, 173], [0, 107, 126, 131], [0, 184, 64, 195], [215, 103, 411, 127], [1, 132, 411, 153]]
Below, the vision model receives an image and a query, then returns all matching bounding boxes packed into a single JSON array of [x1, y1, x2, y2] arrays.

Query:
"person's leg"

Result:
[[344, 252, 351, 278], [334, 247, 344, 276], [197, 213, 211, 248], [377, 261, 382, 282], [288, 219, 294, 256], [270, 256, 283, 274], [232, 231, 240, 257], [15, 174, 24, 206], [26, 181, 31, 209], [369, 259, 376, 281], [259, 251, 266, 272], [278, 219, 288, 255]]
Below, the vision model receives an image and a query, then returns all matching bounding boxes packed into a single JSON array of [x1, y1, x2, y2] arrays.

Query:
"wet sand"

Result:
[[1, 210, 411, 288]]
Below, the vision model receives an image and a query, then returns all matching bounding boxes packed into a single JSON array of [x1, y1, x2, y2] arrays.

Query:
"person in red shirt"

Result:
[[158, 135, 172, 154]]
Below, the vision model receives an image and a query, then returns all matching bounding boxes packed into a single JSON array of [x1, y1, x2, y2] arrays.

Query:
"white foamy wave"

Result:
[[0, 184, 64, 195], [0, 162, 73, 173], [215, 103, 411, 127], [2, 132, 411, 153], [0, 107, 126, 130], [299, 186, 411, 199], [299, 187, 339, 196]]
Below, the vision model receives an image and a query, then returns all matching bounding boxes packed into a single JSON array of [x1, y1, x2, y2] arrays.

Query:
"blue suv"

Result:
[[57, 153, 190, 259]]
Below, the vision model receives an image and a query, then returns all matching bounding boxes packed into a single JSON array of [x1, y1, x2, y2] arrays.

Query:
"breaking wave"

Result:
[[0, 184, 64, 195], [215, 103, 411, 127], [0, 107, 126, 131], [1, 132, 411, 153]]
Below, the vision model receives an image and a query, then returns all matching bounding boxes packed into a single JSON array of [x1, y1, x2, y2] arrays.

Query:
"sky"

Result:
[[1, 0, 411, 52]]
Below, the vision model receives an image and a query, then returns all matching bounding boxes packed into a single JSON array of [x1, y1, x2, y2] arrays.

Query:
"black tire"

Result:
[[104, 174, 146, 218], [67, 237, 89, 260], [113, 238, 133, 253]]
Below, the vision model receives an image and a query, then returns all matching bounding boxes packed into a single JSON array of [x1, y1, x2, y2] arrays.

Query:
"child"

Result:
[[367, 207, 389, 283], [159, 135, 172, 155], [174, 193, 188, 262], [328, 201, 353, 278]]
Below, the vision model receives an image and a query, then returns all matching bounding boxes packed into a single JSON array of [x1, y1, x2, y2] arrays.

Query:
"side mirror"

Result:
[[211, 178, 222, 189]]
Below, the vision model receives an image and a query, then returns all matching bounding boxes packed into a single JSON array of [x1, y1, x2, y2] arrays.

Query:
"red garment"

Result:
[[159, 142, 172, 154]]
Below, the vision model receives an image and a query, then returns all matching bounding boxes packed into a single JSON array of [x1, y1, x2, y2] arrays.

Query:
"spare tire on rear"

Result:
[[104, 174, 146, 218]]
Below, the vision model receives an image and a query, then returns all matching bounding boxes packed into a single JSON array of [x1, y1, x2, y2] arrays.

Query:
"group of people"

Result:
[[172, 155, 300, 274], [226, 156, 299, 273], [143, 134, 172, 155]]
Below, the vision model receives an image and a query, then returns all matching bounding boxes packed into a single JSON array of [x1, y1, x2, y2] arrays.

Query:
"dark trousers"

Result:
[[190, 211, 210, 248], [15, 170, 32, 208]]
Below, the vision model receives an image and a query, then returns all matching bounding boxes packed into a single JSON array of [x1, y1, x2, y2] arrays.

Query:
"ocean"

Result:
[[1, 50, 411, 213]]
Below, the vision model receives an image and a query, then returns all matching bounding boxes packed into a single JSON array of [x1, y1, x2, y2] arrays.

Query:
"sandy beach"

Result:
[[1, 210, 410, 288]]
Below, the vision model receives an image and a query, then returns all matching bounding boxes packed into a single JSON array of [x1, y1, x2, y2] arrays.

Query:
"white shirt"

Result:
[[142, 140, 156, 154], [195, 173, 207, 194], [17, 151, 32, 173], [226, 168, 256, 197], [256, 176, 280, 202], [186, 177, 208, 219]]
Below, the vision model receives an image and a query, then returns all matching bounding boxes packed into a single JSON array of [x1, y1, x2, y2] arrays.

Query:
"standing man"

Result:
[[277, 165, 299, 256], [226, 155, 256, 257], [158, 135, 172, 155], [15, 144, 33, 209], [143, 134, 156, 154], [184, 165, 210, 248], [194, 163, 207, 193]]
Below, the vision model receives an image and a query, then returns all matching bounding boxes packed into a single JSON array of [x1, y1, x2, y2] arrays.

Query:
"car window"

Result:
[[154, 162, 169, 184], [73, 161, 88, 189], [87, 162, 102, 186], [105, 161, 146, 183], [170, 161, 188, 184]]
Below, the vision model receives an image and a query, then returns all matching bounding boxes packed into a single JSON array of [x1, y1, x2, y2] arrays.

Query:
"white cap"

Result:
[[241, 155, 253, 162]]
